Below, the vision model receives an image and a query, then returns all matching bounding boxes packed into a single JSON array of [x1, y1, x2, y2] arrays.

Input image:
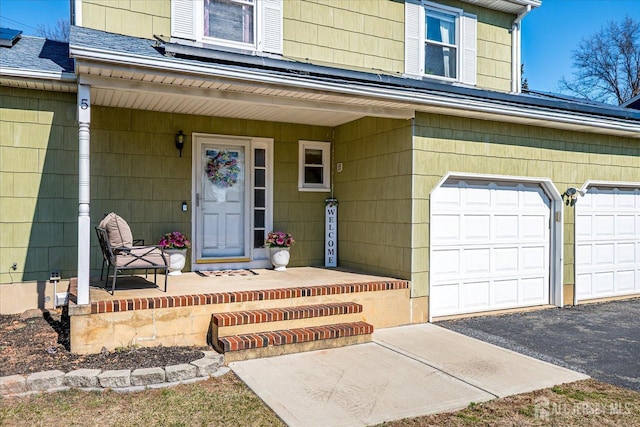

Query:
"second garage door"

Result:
[[575, 186, 640, 301], [430, 179, 551, 318]]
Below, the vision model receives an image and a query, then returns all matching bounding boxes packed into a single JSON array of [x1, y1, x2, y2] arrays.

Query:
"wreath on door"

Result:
[[206, 150, 240, 188]]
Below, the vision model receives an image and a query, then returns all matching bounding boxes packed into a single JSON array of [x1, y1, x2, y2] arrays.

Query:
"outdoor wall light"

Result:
[[561, 187, 585, 207], [175, 130, 186, 157]]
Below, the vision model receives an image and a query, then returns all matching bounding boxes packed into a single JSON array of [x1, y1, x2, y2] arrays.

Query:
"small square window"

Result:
[[298, 140, 330, 192]]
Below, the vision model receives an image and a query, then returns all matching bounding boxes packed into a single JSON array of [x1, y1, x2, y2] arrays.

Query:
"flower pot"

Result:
[[165, 248, 187, 276], [269, 247, 290, 271]]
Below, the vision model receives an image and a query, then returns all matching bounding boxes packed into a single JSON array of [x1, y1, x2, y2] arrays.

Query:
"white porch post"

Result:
[[77, 84, 91, 305]]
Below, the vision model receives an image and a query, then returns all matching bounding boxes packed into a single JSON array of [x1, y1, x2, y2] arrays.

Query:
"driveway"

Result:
[[439, 298, 640, 392]]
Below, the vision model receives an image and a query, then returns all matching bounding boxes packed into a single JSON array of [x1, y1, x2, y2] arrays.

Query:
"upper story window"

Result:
[[172, 0, 282, 54], [405, 1, 476, 85], [205, 0, 255, 46]]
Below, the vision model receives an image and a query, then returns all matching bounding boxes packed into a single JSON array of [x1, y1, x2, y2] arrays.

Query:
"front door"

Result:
[[196, 140, 250, 260]]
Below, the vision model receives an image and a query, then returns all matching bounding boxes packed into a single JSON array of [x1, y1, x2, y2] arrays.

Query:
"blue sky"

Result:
[[522, 0, 640, 93], [0, 0, 639, 94]]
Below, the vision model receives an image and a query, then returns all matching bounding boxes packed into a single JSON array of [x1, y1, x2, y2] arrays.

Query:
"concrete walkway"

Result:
[[230, 324, 588, 426]]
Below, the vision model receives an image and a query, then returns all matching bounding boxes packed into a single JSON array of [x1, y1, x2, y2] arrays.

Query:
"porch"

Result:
[[67, 267, 412, 359]]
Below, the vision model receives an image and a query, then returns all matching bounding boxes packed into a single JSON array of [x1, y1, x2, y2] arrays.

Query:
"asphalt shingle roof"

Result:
[[66, 25, 640, 122], [0, 33, 74, 74]]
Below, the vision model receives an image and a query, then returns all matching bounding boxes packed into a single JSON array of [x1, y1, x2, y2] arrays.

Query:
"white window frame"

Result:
[[201, 0, 258, 51], [172, 0, 282, 54], [424, 6, 459, 80], [405, 1, 476, 85], [298, 140, 331, 192]]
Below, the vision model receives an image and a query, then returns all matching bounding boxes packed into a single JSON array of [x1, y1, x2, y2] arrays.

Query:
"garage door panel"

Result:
[[617, 243, 635, 264], [594, 272, 615, 294], [495, 215, 518, 240], [522, 215, 547, 240], [594, 244, 614, 265], [464, 215, 490, 240], [523, 188, 550, 208], [495, 247, 518, 272], [461, 281, 490, 309], [431, 283, 460, 312], [576, 245, 592, 266], [432, 185, 460, 206], [595, 192, 614, 208], [431, 249, 460, 275], [431, 179, 551, 317], [522, 246, 546, 270], [521, 277, 546, 302], [576, 274, 592, 297], [576, 215, 592, 238], [466, 186, 491, 206], [617, 192, 637, 208], [595, 216, 614, 237], [617, 216, 635, 237], [432, 215, 460, 241], [464, 249, 490, 274], [615, 271, 635, 291], [492, 279, 518, 305]]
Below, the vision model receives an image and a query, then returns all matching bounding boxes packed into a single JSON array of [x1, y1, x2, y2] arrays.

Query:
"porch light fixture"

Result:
[[175, 130, 185, 157]]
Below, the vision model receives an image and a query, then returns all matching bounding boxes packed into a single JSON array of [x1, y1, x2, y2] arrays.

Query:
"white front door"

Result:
[[575, 186, 640, 301], [430, 179, 551, 317], [196, 140, 250, 260]]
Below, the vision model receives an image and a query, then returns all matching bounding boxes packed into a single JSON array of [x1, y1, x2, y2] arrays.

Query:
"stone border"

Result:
[[0, 351, 229, 398]]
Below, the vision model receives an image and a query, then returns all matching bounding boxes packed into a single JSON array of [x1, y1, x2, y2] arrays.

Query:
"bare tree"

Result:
[[560, 16, 640, 105], [521, 63, 529, 92], [36, 19, 69, 42]]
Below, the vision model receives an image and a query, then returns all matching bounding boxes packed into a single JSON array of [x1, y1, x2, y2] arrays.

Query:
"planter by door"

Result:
[[165, 249, 187, 276], [269, 247, 290, 271]]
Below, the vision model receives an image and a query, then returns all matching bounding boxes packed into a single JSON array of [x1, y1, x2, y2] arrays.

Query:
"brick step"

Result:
[[213, 301, 363, 327], [219, 321, 374, 362], [211, 302, 364, 342]]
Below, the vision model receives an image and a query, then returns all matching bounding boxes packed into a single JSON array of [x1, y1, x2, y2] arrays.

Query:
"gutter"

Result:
[[0, 67, 75, 82], [511, 4, 532, 93], [68, 42, 640, 136]]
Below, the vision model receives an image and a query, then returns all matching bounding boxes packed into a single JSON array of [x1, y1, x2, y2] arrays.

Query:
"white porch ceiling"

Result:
[[78, 63, 416, 127]]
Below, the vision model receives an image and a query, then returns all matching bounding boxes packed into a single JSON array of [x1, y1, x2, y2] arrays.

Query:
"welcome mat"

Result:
[[195, 269, 259, 277]]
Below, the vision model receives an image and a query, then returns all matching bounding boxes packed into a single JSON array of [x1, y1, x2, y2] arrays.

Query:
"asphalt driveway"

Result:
[[439, 298, 640, 392]]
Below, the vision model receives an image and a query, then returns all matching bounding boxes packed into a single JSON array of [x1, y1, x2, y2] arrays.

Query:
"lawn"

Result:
[[1, 374, 639, 426]]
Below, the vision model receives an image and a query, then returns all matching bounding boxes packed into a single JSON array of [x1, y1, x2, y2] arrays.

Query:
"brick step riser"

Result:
[[217, 322, 374, 353], [213, 312, 363, 340], [223, 334, 372, 363], [212, 302, 364, 339]]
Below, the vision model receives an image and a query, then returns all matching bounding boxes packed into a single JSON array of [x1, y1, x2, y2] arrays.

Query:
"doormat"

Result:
[[195, 269, 258, 277]]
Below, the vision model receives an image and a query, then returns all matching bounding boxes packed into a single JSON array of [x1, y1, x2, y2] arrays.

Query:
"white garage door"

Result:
[[575, 186, 640, 301], [430, 179, 551, 317]]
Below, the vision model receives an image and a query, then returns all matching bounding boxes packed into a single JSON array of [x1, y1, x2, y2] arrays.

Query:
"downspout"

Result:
[[511, 5, 531, 93]]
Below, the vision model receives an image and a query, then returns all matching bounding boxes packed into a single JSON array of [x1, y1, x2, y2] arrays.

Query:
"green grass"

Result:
[[0, 373, 284, 427]]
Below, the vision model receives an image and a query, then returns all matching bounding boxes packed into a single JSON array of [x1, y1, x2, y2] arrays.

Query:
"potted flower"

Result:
[[265, 231, 294, 271], [158, 232, 191, 276]]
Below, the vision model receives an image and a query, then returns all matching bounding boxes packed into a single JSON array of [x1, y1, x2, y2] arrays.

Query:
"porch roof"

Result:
[[67, 26, 640, 138], [0, 34, 75, 92]]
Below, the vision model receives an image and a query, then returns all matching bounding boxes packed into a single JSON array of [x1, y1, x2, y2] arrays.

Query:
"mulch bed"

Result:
[[0, 309, 212, 377]]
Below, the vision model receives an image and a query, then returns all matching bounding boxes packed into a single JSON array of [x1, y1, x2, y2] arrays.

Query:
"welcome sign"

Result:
[[325, 199, 338, 267]]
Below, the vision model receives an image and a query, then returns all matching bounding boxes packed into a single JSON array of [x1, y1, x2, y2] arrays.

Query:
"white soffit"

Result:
[[461, 0, 541, 14], [73, 60, 640, 138]]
